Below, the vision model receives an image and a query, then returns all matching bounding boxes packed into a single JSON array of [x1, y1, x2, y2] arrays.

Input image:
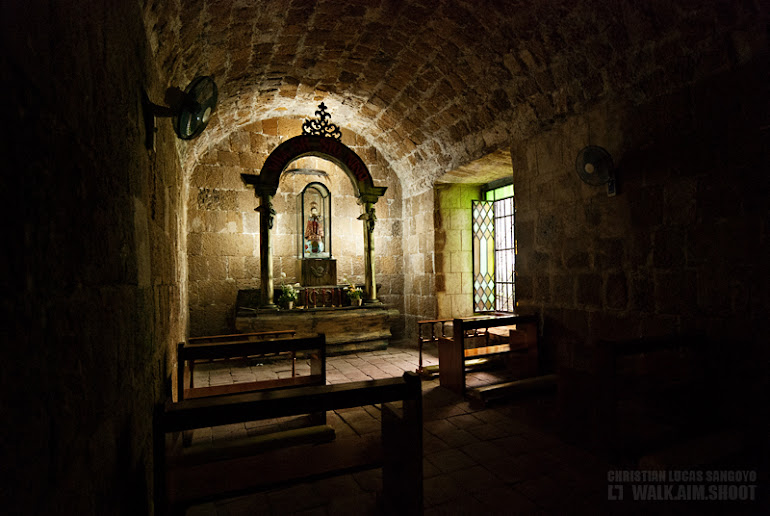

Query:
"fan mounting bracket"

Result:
[[142, 76, 218, 150]]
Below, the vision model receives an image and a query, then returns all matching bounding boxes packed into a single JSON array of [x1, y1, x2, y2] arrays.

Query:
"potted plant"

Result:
[[278, 283, 299, 310], [346, 284, 363, 306]]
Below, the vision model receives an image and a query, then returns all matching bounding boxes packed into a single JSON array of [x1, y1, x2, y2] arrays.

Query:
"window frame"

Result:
[[472, 178, 515, 313]]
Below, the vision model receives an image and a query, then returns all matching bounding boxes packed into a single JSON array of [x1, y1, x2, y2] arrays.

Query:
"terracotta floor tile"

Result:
[[467, 422, 512, 441], [425, 419, 458, 436], [484, 454, 537, 485], [448, 464, 505, 493], [423, 473, 468, 507], [472, 485, 539, 515], [432, 427, 480, 448], [425, 448, 478, 473], [314, 474, 363, 500], [423, 432, 451, 454], [423, 494, 489, 516], [516, 474, 562, 507], [492, 434, 533, 456], [352, 468, 382, 492], [326, 492, 377, 516], [423, 458, 442, 478], [265, 483, 326, 514], [460, 440, 509, 463], [445, 412, 485, 430], [425, 404, 470, 420]]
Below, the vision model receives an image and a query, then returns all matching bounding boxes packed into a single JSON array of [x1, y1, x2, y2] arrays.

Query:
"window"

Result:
[[472, 181, 515, 312]]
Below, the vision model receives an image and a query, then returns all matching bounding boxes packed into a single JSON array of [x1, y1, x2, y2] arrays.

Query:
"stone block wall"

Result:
[[514, 61, 770, 374], [435, 183, 481, 319], [187, 119, 404, 337], [2, 1, 185, 514], [402, 188, 438, 340]]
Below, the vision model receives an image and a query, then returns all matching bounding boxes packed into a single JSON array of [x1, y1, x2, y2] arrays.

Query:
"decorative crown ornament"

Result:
[[302, 102, 342, 140]]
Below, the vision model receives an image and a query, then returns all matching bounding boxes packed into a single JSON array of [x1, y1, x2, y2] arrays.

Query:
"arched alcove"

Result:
[[241, 109, 388, 308]]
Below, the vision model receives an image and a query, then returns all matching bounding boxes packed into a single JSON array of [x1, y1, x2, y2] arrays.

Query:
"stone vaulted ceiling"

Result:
[[142, 0, 767, 195]]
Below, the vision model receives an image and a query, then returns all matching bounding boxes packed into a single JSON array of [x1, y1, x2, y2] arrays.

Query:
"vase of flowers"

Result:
[[346, 284, 363, 306], [278, 283, 299, 310]]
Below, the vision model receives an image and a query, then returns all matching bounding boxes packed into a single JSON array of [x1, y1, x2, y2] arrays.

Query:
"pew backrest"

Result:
[[187, 329, 296, 345], [157, 372, 423, 515], [177, 333, 325, 401], [164, 371, 421, 432]]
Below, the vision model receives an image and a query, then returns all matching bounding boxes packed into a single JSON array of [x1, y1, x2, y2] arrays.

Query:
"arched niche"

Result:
[[242, 131, 387, 308]]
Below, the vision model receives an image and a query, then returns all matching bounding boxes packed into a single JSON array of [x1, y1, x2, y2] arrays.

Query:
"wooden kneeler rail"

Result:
[[156, 372, 423, 516]]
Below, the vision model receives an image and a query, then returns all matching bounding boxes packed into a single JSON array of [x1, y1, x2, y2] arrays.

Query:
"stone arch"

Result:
[[242, 134, 387, 308], [246, 134, 386, 203]]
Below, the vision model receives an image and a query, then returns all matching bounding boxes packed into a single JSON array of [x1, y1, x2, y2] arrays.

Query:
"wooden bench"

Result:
[[156, 372, 423, 516], [177, 331, 325, 401], [437, 314, 539, 397]]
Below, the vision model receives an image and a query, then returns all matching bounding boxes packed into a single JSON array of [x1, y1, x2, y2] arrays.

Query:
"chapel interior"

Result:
[[3, 1, 770, 515]]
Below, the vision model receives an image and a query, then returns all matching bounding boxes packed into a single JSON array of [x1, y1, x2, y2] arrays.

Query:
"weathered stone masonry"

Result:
[[514, 63, 770, 373]]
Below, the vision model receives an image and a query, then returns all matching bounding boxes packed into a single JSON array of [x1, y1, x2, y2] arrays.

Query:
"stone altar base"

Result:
[[235, 306, 399, 355]]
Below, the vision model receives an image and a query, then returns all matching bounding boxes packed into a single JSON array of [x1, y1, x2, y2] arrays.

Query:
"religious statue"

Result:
[[304, 203, 324, 254]]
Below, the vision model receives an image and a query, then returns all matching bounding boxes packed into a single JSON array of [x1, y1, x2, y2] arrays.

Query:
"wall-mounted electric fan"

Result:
[[575, 145, 616, 196]]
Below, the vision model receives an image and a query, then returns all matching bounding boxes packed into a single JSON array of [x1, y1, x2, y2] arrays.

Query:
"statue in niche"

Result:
[[304, 202, 324, 254], [298, 181, 336, 286], [299, 182, 331, 259]]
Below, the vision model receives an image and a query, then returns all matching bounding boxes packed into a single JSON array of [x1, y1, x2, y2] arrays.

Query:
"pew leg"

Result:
[[438, 337, 464, 396], [381, 375, 422, 515], [521, 322, 539, 376], [309, 350, 326, 425], [188, 360, 195, 389], [417, 336, 423, 373], [159, 428, 190, 516]]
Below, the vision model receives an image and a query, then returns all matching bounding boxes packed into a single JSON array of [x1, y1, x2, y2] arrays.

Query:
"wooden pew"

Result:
[[177, 331, 325, 402], [156, 372, 423, 516], [437, 314, 539, 397]]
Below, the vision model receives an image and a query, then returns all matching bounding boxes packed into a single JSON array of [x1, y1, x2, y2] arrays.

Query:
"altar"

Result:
[[235, 105, 396, 355], [235, 289, 398, 355]]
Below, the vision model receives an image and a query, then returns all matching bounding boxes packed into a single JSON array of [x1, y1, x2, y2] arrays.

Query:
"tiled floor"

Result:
[[183, 342, 768, 516]]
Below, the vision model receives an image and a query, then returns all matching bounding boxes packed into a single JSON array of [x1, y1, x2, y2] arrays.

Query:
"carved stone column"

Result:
[[359, 202, 380, 305], [256, 190, 277, 308]]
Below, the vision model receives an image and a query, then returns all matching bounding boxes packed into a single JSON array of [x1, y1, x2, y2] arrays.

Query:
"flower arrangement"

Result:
[[277, 272, 299, 308], [346, 284, 363, 301], [278, 283, 299, 305]]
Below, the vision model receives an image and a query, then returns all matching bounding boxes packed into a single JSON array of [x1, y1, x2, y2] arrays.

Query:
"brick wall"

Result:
[[187, 120, 404, 338], [514, 62, 770, 374]]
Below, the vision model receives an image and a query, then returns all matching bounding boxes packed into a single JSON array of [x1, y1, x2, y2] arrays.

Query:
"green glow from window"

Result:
[[484, 184, 513, 201]]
